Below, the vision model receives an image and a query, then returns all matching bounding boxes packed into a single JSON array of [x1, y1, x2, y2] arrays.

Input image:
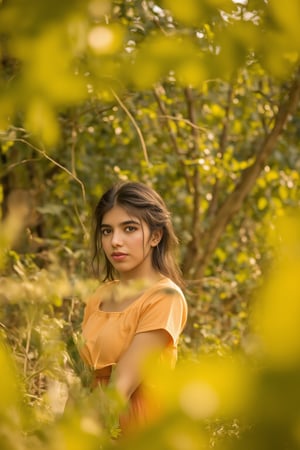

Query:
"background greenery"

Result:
[[1, 0, 300, 448]]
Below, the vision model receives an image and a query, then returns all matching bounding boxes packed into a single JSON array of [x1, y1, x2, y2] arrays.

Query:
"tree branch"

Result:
[[153, 84, 193, 194], [184, 86, 200, 155], [207, 82, 234, 220], [111, 89, 150, 166], [157, 114, 207, 132], [199, 66, 300, 273], [183, 87, 201, 239], [13, 138, 87, 204]]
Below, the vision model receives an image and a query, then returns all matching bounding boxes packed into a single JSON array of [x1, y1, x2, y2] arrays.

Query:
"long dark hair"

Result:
[[92, 181, 184, 289]]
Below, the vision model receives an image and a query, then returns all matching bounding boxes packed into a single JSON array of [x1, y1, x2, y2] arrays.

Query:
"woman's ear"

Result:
[[151, 229, 163, 247]]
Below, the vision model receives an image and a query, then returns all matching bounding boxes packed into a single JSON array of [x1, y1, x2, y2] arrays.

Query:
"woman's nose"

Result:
[[111, 230, 123, 246]]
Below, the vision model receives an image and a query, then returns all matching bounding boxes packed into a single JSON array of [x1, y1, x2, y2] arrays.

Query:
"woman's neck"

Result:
[[118, 271, 163, 287]]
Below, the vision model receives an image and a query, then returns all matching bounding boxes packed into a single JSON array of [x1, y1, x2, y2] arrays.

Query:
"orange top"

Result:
[[80, 277, 188, 371]]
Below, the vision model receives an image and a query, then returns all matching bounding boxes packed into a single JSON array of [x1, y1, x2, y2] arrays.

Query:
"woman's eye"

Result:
[[101, 228, 111, 236], [125, 226, 137, 232]]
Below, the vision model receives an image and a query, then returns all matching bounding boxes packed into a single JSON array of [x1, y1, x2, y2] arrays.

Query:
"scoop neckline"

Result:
[[97, 276, 168, 314]]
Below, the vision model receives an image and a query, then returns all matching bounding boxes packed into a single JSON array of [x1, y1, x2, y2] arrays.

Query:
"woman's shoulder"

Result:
[[141, 276, 186, 307], [134, 277, 188, 335], [155, 276, 185, 297]]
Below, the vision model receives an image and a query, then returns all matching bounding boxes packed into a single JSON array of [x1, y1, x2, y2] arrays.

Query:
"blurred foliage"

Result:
[[1, 0, 300, 448], [1, 212, 300, 449], [1, 0, 300, 137]]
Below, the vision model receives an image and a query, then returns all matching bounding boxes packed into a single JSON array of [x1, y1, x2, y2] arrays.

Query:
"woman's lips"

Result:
[[111, 252, 127, 262]]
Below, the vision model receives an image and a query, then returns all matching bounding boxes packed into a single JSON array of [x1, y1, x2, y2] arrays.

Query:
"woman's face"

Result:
[[100, 205, 159, 281]]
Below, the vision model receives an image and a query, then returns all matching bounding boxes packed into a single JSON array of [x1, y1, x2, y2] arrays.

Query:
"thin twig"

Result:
[[25, 365, 51, 382], [111, 89, 150, 166], [2, 157, 42, 175], [71, 126, 77, 177], [184, 86, 200, 154], [74, 202, 89, 240], [13, 138, 86, 203], [153, 84, 193, 194], [158, 114, 207, 132], [24, 319, 33, 376], [207, 82, 234, 220], [184, 86, 201, 243]]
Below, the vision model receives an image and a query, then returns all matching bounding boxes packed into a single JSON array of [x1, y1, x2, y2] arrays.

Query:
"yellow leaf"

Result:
[[253, 215, 300, 367], [210, 104, 225, 118], [278, 185, 289, 201], [163, 0, 204, 25], [25, 98, 60, 145], [0, 341, 19, 409], [257, 197, 268, 210], [237, 252, 248, 264], [215, 247, 226, 262], [265, 170, 279, 182]]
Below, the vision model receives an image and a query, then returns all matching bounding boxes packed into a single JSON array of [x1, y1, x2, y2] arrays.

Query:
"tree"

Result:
[[1, 1, 300, 447]]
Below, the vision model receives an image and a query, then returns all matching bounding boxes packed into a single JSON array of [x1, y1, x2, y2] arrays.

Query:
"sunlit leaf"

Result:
[[162, 0, 205, 25], [253, 215, 300, 366], [25, 98, 60, 145], [0, 341, 19, 408], [257, 197, 267, 210]]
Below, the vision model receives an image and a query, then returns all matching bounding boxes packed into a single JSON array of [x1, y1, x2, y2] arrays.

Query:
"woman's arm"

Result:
[[113, 329, 170, 400]]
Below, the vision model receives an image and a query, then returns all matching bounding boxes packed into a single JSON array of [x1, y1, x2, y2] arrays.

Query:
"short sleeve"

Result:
[[135, 287, 187, 345]]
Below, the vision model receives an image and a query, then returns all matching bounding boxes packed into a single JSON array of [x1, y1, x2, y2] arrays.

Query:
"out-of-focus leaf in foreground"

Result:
[[252, 213, 300, 367]]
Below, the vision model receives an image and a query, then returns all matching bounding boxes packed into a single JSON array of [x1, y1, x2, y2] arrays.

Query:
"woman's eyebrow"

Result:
[[121, 220, 140, 226], [100, 220, 140, 228]]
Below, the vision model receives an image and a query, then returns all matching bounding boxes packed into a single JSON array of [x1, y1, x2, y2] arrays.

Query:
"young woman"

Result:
[[79, 181, 188, 433]]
